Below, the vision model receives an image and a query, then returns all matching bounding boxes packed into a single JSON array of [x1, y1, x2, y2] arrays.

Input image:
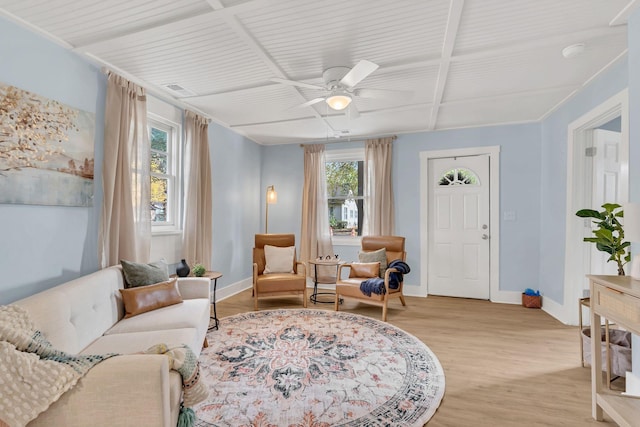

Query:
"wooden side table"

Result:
[[579, 297, 590, 367], [173, 271, 222, 330], [308, 259, 344, 304], [588, 275, 640, 424]]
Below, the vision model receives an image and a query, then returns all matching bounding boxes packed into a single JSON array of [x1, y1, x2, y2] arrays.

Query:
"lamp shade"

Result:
[[266, 185, 277, 204], [624, 203, 640, 242], [326, 92, 352, 110]]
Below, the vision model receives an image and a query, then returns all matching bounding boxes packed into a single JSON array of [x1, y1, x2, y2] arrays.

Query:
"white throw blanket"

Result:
[[0, 305, 208, 427]]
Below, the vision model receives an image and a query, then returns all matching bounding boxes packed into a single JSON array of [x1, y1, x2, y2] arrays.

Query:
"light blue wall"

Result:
[[539, 57, 628, 304], [598, 116, 622, 132], [260, 144, 304, 241], [0, 12, 634, 307], [209, 124, 262, 288], [630, 8, 640, 203], [0, 17, 106, 304], [395, 125, 542, 293], [0, 17, 263, 303], [263, 123, 542, 294], [628, 4, 640, 388]]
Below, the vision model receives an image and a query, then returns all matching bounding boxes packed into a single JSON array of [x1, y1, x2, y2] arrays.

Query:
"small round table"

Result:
[[308, 259, 344, 304]]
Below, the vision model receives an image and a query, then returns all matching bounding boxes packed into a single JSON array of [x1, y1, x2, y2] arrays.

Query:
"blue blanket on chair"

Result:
[[360, 260, 411, 296]]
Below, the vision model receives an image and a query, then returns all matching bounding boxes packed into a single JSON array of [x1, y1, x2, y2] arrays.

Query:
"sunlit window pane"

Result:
[[150, 175, 168, 223], [151, 128, 167, 151], [326, 159, 364, 237], [151, 152, 167, 174]]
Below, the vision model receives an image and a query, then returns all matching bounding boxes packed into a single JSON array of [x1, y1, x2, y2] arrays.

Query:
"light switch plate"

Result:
[[503, 211, 516, 221]]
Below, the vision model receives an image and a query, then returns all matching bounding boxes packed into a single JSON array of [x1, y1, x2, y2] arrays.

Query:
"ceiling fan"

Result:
[[271, 60, 412, 118]]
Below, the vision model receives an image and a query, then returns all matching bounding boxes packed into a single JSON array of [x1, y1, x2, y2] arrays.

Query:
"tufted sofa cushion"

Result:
[[15, 266, 125, 354]]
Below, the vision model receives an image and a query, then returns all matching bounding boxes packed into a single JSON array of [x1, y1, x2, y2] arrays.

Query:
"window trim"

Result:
[[148, 113, 182, 234], [325, 148, 365, 246]]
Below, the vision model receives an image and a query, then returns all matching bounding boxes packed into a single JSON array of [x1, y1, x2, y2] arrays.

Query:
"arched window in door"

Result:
[[438, 168, 479, 186]]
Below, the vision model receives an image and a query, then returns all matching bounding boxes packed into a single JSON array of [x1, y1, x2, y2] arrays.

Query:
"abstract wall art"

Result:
[[0, 82, 96, 206]]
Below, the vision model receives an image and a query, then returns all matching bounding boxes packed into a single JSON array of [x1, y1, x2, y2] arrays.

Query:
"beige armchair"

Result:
[[252, 234, 307, 310], [335, 236, 406, 321]]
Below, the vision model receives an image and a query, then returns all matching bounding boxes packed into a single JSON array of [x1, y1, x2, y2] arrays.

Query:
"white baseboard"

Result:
[[403, 285, 426, 297], [542, 295, 570, 325], [491, 290, 521, 305], [216, 277, 252, 302]]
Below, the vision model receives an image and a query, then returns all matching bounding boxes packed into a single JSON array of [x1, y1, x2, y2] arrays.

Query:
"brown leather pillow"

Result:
[[349, 262, 380, 278], [119, 278, 183, 318]]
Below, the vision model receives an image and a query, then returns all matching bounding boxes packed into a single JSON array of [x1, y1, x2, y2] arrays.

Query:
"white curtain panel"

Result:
[[363, 136, 396, 236], [182, 111, 213, 270], [98, 73, 151, 268], [300, 144, 334, 278]]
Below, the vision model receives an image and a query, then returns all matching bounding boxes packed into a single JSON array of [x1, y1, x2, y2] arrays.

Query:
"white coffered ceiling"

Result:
[[0, 0, 635, 145]]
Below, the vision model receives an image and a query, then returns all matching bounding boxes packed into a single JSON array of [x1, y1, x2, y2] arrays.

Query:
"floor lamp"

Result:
[[265, 185, 277, 233]]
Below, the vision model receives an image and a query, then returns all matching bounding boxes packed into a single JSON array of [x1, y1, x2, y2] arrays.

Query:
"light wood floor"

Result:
[[213, 290, 619, 426]]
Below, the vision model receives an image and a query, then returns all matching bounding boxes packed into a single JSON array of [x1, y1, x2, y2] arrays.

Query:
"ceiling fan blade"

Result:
[[354, 88, 414, 101], [288, 97, 326, 110], [271, 77, 325, 91], [339, 60, 379, 88]]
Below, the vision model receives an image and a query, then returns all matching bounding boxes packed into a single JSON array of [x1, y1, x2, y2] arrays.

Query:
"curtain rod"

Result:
[[100, 66, 214, 123], [299, 135, 397, 147]]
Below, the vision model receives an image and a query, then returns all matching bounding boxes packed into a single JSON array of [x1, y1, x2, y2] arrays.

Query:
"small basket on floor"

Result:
[[522, 293, 541, 308]]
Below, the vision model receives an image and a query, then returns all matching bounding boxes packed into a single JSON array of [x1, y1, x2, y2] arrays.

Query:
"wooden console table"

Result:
[[588, 275, 640, 425]]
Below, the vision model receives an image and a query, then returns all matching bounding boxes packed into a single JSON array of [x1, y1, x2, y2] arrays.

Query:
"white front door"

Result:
[[428, 155, 490, 299], [590, 128, 622, 276]]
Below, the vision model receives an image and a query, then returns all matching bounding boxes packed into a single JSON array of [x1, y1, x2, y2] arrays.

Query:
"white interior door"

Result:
[[428, 155, 490, 299], [589, 128, 622, 276]]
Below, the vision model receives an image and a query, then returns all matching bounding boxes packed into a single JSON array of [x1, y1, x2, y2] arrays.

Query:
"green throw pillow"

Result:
[[120, 259, 169, 288], [358, 248, 387, 278]]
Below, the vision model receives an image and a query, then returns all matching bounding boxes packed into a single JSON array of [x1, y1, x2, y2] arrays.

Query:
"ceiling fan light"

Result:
[[326, 93, 352, 110]]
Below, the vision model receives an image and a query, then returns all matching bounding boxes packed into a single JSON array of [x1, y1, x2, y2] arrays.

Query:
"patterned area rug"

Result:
[[195, 309, 445, 426]]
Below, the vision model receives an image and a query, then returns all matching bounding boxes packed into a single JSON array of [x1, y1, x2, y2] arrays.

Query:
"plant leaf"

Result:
[[602, 203, 622, 212], [594, 228, 613, 241], [576, 209, 604, 219], [596, 242, 614, 254]]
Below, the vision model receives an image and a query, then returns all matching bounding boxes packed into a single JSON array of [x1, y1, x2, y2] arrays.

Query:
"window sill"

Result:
[[152, 229, 182, 237], [331, 236, 362, 247]]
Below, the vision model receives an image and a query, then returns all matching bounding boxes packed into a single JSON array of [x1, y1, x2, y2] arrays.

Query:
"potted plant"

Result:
[[575, 203, 631, 275], [192, 263, 206, 277]]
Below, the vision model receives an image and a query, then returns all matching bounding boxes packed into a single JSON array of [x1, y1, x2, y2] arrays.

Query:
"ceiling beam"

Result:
[[0, 7, 73, 49], [610, 0, 640, 26], [229, 102, 432, 128], [210, 1, 335, 132], [73, 0, 277, 51], [452, 26, 626, 63], [538, 49, 628, 121], [428, 0, 465, 130]]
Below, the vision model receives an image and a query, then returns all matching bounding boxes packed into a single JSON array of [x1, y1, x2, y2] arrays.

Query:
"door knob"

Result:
[[482, 234, 489, 240]]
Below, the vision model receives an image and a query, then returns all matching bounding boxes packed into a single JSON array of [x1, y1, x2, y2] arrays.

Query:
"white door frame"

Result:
[[419, 146, 506, 301], [559, 89, 629, 325]]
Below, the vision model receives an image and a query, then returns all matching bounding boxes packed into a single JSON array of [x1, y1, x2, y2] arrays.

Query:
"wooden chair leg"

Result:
[[254, 295, 258, 311], [334, 292, 340, 312], [399, 294, 407, 306], [303, 288, 308, 308], [382, 301, 388, 322], [203, 337, 209, 348]]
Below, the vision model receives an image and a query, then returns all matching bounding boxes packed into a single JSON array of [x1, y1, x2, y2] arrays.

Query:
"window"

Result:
[[325, 148, 364, 242], [438, 168, 479, 186], [148, 116, 180, 231]]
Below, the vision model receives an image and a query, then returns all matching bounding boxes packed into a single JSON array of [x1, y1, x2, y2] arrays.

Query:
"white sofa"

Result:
[[13, 265, 211, 427]]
